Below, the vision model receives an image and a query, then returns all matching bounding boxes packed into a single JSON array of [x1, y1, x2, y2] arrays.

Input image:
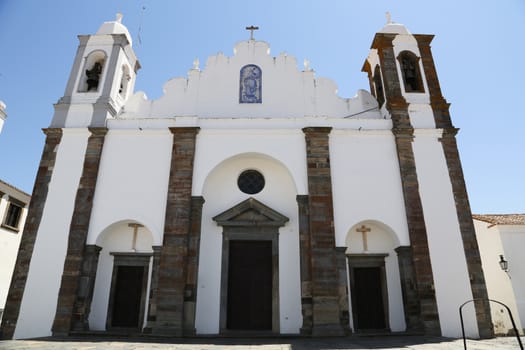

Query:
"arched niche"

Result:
[[397, 51, 424, 93], [373, 65, 385, 107], [118, 64, 131, 99], [89, 220, 155, 332], [79, 50, 107, 92]]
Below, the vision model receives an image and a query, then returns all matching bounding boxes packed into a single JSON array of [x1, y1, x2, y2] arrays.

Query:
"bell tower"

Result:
[[362, 16, 493, 338], [50, 13, 140, 128]]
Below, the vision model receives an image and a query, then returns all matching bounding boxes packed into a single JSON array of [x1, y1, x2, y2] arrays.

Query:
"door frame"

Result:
[[106, 252, 152, 331], [213, 198, 289, 334], [220, 231, 279, 333], [347, 253, 390, 332]]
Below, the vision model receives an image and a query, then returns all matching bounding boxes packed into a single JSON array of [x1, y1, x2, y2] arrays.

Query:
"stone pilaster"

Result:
[[302, 127, 344, 336], [395, 246, 423, 332], [335, 247, 351, 334], [414, 35, 452, 129], [71, 245, 102, 331], [183, 196, 205, 335], [52, 127, 107, 336], [153, 127, 199, 336], [1, 128, 63, 340], [144, 245, 162, 333], [439, 129, 493, 338], [296, 195, 312, 335], [372, 33, 441, 335]]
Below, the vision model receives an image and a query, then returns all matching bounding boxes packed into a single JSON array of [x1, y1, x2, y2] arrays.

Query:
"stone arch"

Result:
[[344, 219, 406, 333], [201, 152, 300, 197], [345, 219, 400, 254], [397, 51, 424, 93], [79, 50, 107, 92], [195, 152, 303, 334], [89, 220, 155, 332]]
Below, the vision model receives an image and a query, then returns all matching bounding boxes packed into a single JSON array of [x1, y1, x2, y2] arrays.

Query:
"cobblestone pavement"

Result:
[[0, 336, 524, 350]]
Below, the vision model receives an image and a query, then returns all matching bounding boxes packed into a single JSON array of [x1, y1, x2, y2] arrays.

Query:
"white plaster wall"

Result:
[[89, 222, 153, 330], [87, 129, 173, 246], [499, 225, 525, 329], [330, 130, 410, 247], [14, 129, 90, 339], [195, 151, 302, 334], [474, 220, 523, 335], [192, 130, 307, 196], [413, 131, 477, 338], [122, 40, 380, 120], [345, 221, 406, 331]]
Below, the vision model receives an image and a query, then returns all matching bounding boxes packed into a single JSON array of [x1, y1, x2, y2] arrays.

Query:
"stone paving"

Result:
[[0, 336, 524, 350]]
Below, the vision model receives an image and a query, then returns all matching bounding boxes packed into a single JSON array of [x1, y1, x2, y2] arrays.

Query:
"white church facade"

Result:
[[1, 15, 494, 339]]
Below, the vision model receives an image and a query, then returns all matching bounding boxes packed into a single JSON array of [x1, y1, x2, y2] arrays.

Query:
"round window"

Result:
[[237, 170, 265, 194]]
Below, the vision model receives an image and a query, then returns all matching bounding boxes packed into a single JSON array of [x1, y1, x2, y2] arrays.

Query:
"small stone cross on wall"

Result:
[[356, 225, 371, 251], [128, 223, 144, 251]]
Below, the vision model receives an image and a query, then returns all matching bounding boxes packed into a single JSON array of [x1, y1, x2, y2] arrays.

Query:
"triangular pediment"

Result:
[[213, 198, 289, 227]]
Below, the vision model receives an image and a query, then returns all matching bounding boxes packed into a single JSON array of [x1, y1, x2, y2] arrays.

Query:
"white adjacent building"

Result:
[[474, 214, 525, 335], [1, 15, 497, 340], [0, 181, 30, 321]]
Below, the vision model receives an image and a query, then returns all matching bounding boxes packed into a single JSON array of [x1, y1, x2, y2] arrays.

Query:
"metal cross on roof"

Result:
[[246, 25, 259, 40]]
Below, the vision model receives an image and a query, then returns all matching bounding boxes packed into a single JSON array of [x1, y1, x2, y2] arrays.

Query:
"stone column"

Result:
[[71, 245, 102, 331], [144, 246, 162, 333], [183, 196, 205, 335], [296, 195, 312, 335], [335, 247, 351, 334], [395, 246, 423, 332], [52, 127, 107, 336], [302, 127, 344, 336], [153, 127, 199, 336], [1, 128, 63, 340]]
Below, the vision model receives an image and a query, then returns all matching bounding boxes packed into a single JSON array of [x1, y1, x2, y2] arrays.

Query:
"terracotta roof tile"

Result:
[[472, 214, 525, 225]]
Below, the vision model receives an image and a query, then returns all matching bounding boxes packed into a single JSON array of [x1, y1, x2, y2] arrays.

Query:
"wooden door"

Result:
[[111, 266, 144, 328], [227, 240, 272, 330], [353, 267, 386, 330]]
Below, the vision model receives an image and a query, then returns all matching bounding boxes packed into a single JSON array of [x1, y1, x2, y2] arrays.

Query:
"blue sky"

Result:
[[0, 1, 523, 214]]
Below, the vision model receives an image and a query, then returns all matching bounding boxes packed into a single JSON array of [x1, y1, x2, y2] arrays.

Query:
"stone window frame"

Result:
[[2, 199, 24, 232], [106, 252, 152, 331]]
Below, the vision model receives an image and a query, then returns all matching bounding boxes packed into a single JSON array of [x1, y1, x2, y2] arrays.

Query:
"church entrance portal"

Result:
[[106, 253, 151, 330], [214, 198, 289, 334], [347, 254, 389, 332], [227, 240, 272, 330]]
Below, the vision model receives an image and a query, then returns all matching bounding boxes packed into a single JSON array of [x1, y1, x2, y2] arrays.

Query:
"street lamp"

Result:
[[499, 255, 509, 272]]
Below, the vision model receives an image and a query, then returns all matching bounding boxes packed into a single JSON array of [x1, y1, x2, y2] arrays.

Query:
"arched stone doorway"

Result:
[[345, 220, 406, 333], [89, 220, 155, 332]]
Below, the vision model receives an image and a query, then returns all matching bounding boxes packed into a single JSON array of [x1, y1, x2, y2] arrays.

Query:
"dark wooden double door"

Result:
[[109, 265, 147, 329], [227, 240, 273, 330]]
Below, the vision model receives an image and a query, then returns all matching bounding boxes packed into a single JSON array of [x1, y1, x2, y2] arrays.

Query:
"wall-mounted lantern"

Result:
[[499, 255, 509, 272]]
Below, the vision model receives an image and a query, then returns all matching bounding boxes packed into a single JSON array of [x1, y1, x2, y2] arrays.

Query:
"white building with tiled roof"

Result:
[[0, 181, 30, 322], [474, 214, 525, 335]]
